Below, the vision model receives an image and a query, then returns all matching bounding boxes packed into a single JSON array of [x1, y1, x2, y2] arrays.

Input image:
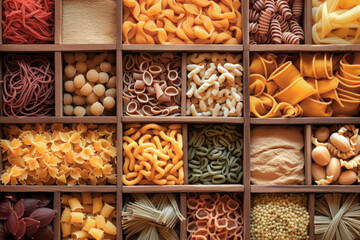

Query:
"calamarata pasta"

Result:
[[123, 0, 242, 44], [186, 53, 243, 117]]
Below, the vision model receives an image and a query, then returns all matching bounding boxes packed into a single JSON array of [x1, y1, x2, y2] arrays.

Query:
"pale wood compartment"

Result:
[[0, 0, 360, 239]]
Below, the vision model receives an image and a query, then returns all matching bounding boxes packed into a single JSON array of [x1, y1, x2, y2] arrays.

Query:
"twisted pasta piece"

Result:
[[123, 0, 242, 44], [270, 19, 282, 44], [292, 0, 303, 18], [249, 22, 259, 33], [289, 19, 304, 40], [282, 32, 300, 44], [258, 10, 272, 35], [265, 0, 276, 13], [276, 0, 292, 20], [254, 0, 266, 11], [249, 9, 260, 22]]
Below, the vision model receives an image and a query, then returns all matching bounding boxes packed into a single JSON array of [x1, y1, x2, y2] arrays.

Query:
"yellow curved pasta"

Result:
[[250, 52, 360, 118], [122, 123, 184, 185], [123, 0, 242, 44], [313, 0, 360, 44]]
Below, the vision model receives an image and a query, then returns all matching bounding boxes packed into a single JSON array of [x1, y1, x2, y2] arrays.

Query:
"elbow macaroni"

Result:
[[186, 53, 243, 117]]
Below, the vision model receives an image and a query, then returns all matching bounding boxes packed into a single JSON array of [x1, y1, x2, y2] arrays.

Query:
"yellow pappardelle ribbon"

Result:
[[312, 0, 360, 44], [122, 0, 242, 44], [122, 123, 184, 185], [250, 52, 360, 118]]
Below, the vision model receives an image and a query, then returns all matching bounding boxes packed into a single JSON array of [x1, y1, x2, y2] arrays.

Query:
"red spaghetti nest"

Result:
[[2, 0, 55, 44], [2, 54, 55, 117]]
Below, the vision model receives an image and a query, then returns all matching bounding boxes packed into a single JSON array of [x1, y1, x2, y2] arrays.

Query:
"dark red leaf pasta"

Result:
[[2, 54, 55, 117], [2, 0, 55, 44]]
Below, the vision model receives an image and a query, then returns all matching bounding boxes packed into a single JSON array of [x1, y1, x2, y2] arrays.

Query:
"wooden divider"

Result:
[[0, 0, 360, 239]]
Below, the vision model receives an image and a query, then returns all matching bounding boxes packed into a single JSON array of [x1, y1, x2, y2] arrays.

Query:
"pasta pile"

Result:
[[123, 53, 181, 116], [315, 193, 360, 240], [187, 53, 243, 117], [312, 125, 360, 185], [313, 0, 360, 44], [249, 0, 304, 44], [63, 52, 116, 117], [122, 0, 242, 44], [188, 124, 243, 184], [0, 123, 117, 185], [122, 193, 184, 240], [187, 193, 244, 240], [122, 123, 184, 185], [250, 193, 309, 239], [250, 52, 360, 118], [61, 193, 116, 240]]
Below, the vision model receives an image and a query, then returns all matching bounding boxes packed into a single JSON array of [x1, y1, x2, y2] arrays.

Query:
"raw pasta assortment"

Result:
[[188, 124, 243, 184], [249, 0, 304, 44], [250, 52, 360, 118], [187, 192, 244, 240], [187, 53, 243, 117], [61, 193, 116, 239], [250, 193, 309, 239], [313, 0, 360, 44], [122, 0, 242, 44], [123, 53, 181, 116], [122, 193, 184, 240], [2, 0, 55, 44], [0, 193, 56, 240], [0, 123, 117, 185], [63, 52, 116, 117], [122, 123, 184, 185], [312, 125, 360, 185], [2, 54, 55, 117], [315, 193, 360, 240], [250, 126, 305, 185], [62, 0, 116, 44]]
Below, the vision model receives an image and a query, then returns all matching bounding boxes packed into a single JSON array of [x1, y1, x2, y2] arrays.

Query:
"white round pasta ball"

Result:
[[80, 83, 93, 96], [63, 105, 74, 116], [85, 105, 93, 116], [91, 102, 104, 116], [86, 69, 99, 83], [73, 74, 86, 88], [100, 62, 111, 72], [75, 52, 87, 62], [76, 62, 87, 74], [105, 88, 116, 98], [64, 81, 75, 93], [73, 95, 85, 105], [106, 76, 116, 88], [93, 84, 106, 96], [64, 64, 76, 79], [98, 72, 109, 84], [64, 53, 76, 64], [74, 106, 86, 117], [86, 92, 98, 104], [102, 96, 115, 110], [63, 93, 73, 105]]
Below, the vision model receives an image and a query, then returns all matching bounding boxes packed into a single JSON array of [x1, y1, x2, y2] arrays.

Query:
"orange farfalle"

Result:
[[0, 123, 117, 185]]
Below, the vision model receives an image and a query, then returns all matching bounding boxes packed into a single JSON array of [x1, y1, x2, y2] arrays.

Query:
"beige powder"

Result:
[[62, 0, 116, 44], [250, 126, 305, 185]]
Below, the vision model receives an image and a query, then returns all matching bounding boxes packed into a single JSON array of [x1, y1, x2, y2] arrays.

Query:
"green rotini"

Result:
[[188, 124, 243, 184]]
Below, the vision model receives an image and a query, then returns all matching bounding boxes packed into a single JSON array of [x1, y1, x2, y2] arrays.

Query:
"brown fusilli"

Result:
[[290, 19, 304, 40], [258, 9, 272, 35], [282, 31, 300, 44], [276, 0, 292, 20], [270, 19, 282, 44]]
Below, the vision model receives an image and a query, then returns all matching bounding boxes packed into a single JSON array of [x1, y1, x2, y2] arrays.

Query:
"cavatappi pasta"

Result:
[[313, 0, 360, 44], [187, 193, 244, 240], [250, 52, 360, 118], [123, 0, 242, 44], [123, 52, 181, 116], [61, 193, 116, 240], [0, 123, 117, 185], [122, 123, 184, 185], [122, 193, 185, 240], [188, 124, 243, 184], [186, 52, 243, 117]]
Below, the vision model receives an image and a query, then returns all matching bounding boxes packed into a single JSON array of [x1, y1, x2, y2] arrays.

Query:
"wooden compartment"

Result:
[[0, 0, 360, 239]]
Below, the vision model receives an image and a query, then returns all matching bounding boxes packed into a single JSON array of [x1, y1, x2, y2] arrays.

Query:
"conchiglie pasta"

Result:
[[123, 0, 242, 44]]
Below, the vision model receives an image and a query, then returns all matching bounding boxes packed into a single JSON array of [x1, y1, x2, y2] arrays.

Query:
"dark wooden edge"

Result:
[[123, 184, 245, 193], [0, 185, 117, 192], [55, 52, 62, 117], [304, 0, 312, 44], [181, 52, 187, 116], [118, 122, 123, 189], [122, 116, 245, 123], [250, 117, 360, 125], [180, 193, 187, 240], [122, 44, 244, 52], [54, 191, 61, 240], [0, 0, 2, 45], [182, 124, 188, 185], [119, 0, 123, 47], [308, 193, 315, 240], [243, 0, 249, 49], [0, 116, 117, 123], [305, 125, 312, 185], [116, 188, 122, 240], [55, 0, 61, 45], [251, 185, 360, 193]]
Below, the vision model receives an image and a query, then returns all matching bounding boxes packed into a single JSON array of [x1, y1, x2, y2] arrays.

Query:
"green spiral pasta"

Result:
[[188, 124, 243, 184]]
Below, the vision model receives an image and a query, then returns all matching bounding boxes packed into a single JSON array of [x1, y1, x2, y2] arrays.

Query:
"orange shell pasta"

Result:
[[123, 0, 242, 44]]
